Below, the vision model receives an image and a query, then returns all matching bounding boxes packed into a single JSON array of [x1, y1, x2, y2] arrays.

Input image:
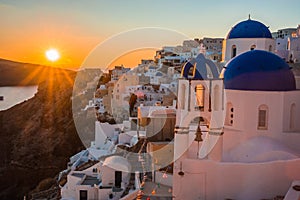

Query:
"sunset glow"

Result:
[[1, 1, 300, 69], [45, 48, 60, 62]]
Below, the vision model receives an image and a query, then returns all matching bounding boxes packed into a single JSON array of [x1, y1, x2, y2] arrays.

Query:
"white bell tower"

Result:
[[174, 54, 225, 162]]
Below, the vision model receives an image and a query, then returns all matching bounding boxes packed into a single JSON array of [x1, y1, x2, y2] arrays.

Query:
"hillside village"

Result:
[[56, 19, 300, 200]]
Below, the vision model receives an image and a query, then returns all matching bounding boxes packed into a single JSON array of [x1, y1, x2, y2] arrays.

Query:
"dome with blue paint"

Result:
[[224, 50, 296, 91], [181, 54, 219, 80], [227, 19, 272, 39]]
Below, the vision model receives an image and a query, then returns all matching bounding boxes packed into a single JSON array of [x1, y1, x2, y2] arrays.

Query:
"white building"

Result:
[[222, 17, 275, 63], [144, 66, 157, 77], [172, 19, 300, 200], [272, 28, 297, 39], [111, 73, 139, 120], [288, 35, 300, 63], [144, 66, 164, 85], [110, 65, 130, 81], [275, 36, 289, 60], [61, 119, 144, 200], [275, 25, 300, 63], [199, 37, 224, 61], [155, 42, 200, 66], [61, 155, 131, 200]]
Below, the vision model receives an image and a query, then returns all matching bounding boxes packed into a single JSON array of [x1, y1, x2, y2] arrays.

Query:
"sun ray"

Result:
[[18, 65, 44, 86], [46, 67, 55, 112], [60, 68, 75, 87]]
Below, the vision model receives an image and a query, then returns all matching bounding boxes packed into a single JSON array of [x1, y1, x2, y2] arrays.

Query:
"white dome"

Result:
[[103, 155, 131, 172], [224, 136, 298, 163]]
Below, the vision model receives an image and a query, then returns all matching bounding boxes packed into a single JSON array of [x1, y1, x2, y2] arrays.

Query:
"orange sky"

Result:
[[107, 49, 156, 70], [1, 1, 300, 69], [1, 25, 175, 69], [0, 23, 102, 69], [0, 18, 172, 69], [0, 2, 184, 69]]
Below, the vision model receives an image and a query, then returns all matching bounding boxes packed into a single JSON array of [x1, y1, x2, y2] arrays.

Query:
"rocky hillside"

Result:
[[0, 58, 45, 86], [0, 63, 84, 199]]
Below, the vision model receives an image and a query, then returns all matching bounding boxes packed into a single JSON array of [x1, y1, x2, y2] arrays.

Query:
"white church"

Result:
[[172, 18, 300, 200], [222, 16, 275, 62]]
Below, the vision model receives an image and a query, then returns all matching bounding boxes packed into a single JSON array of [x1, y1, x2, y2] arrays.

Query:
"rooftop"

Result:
[[81, 175, 101, 186], [227, 18, 272, 39], [71, 173, 85, 178]]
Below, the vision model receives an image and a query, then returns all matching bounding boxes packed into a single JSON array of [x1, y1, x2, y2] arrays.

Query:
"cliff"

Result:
[[0, 64, 84, 199]]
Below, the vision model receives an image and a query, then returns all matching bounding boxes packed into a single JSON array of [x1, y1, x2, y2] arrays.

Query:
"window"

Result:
[[250, 45, 256, 50], [115, 171, 122, 188], [213, 85, 220, 111], [290, 103, 296, 131], [79, 190, 88, 200], [258, 110, 267, 127], [231, 45, 237, 58], [258, 105, 268, 130], [225, 102, 234, 126], [195, 84, 205, 111], [180, 84, 186, 110], [269, 45, 272, 52]]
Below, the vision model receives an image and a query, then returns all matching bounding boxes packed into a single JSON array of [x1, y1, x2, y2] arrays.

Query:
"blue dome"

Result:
[[224, 50, 296, 91], [181, 54, 219, 79], [227, 19, 272, 39]]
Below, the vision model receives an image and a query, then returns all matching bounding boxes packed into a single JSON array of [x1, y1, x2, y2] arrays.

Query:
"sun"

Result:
[[45, 48, 60, 62]]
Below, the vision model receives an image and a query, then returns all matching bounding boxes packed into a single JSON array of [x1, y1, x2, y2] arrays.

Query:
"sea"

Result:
[[0, 86, 38, 111]]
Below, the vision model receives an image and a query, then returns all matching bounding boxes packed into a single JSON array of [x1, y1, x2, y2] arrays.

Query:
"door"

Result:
[[79, 190, 88, 200], [115, 171, 122, 188]]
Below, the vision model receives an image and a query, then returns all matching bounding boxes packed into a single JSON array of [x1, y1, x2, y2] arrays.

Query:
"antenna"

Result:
[[248, 14, 251, 20]]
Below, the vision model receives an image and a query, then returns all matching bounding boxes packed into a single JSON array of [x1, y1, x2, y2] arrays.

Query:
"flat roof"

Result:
[[71, 173, 85, 178], [81, 175, 100, 186]]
